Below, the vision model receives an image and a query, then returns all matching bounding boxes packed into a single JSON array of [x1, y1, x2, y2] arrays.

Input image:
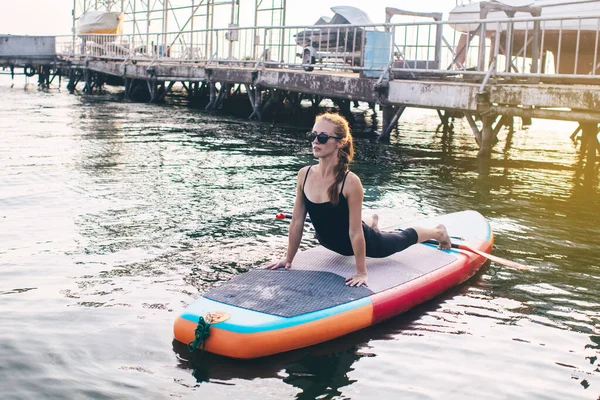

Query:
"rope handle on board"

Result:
[[188, 316, 211, 354]]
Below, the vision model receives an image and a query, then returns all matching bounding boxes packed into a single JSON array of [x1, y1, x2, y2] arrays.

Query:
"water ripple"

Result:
[[0, 79, 598, 399]]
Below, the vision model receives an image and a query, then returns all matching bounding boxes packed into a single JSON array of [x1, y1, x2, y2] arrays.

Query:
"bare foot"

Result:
[[436, 224, 452, 250], [370, 213, 380, 232]]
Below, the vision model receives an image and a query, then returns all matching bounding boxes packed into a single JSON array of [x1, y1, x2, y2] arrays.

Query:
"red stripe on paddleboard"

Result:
[[370, 240, 491, 324]]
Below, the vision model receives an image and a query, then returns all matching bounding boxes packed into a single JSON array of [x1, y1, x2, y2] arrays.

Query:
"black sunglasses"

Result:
[[307, 131, 342, 144]]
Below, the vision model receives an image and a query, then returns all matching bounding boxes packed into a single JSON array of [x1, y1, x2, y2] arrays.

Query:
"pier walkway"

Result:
[[2, 6, 600, 162]]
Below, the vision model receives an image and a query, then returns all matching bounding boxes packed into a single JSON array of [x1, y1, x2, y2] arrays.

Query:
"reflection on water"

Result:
[[0, 78, 599, 399]]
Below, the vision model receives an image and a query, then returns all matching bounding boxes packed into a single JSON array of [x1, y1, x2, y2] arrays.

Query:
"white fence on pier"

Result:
[[53, 13, 600, 81]]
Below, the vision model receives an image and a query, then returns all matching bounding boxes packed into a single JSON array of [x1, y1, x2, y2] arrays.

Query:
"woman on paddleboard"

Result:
[[266, 112, 452, 287]]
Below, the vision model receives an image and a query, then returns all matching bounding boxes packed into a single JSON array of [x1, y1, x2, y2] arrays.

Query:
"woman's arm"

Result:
[[344, 173, 368, 287], [265, 167, 308, 269]]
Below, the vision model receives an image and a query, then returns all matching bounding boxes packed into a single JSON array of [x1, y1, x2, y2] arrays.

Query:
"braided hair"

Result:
[[315, 113, 354, 205]]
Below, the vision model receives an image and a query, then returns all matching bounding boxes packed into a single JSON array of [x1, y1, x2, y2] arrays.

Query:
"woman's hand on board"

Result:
[[265, 258, 292, 270], [345, 273, 368, 287]]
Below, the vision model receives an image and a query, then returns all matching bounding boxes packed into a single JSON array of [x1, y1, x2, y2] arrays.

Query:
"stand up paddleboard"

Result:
[[174, 210, 493, 359]]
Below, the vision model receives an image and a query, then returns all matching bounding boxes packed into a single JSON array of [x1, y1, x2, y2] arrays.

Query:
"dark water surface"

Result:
[[1, 78, 598, 399]]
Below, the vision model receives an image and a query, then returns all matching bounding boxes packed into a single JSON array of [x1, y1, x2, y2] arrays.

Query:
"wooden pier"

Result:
[[60, 57, 600, 163], [2, 1, 600, 163]]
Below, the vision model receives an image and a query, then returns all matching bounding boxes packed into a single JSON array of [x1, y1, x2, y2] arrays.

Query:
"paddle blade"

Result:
[[422, 239, 532, 271]]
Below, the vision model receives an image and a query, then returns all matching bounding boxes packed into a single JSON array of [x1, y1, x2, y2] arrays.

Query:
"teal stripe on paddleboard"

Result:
[[181, 296, 372, 334]]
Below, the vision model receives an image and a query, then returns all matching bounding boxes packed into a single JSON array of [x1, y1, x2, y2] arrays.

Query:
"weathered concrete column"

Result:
[[157, 81, 175, 102], [333, 99, 354, 123], [252, 87, 263, 121], [311, 95, 323, 112], [214, 83, 230, 109], [246, 85, 262, 121], [83, 69, 92, 94], [580, 122, 599, 164], [379, 105, 405, 142], [570, 124, 582, 142], [288, 92, 302, 115], [503, 115, 514, 130], [147, 79, 159, 103], [464, 112, 482, 145], [181, 81, 192, 96], [382, 105, 394, 132], [67, 69, 77, 93], [478, 114, 495, 157], [124, 78, 132, 100], [205, 82, 217, 110], [437, 109, 449, 128], [262, 89, 281, 117], [38, 66, 50, 88]]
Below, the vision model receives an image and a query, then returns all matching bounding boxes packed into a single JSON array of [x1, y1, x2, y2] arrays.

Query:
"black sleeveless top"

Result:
[[302, 166, 354, 255], [302, 165, 419, 258]]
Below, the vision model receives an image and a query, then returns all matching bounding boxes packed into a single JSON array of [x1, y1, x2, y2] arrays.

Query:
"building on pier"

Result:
[[1, 1, 599, 163]]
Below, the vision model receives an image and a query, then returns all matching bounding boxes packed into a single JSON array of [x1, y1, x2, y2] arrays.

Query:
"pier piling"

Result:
[[580, 122, 600, 164], [479, 115, 496, 158], [379, 105, 405, 142], [3, 9, 600, 163]]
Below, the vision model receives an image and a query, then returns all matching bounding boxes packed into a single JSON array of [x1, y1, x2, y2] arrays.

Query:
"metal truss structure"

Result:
[[72, 0, 286, 36]]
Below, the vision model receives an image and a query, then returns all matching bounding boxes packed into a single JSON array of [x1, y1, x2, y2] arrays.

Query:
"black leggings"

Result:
[[363, 224, 419, 258]]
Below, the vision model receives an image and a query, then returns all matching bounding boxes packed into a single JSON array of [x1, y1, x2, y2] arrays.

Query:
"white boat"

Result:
[[448, 1, 600, 74], [76, 11, 123, 35], [294, 6, 375, 51]]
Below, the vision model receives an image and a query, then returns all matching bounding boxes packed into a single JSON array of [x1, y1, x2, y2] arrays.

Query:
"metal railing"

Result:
[[53, 12, 600, 80]]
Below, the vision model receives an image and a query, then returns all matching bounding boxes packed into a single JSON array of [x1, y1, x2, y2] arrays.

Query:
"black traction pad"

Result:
[[205, 269, 373, 317], [203, 244, 457, 317]]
